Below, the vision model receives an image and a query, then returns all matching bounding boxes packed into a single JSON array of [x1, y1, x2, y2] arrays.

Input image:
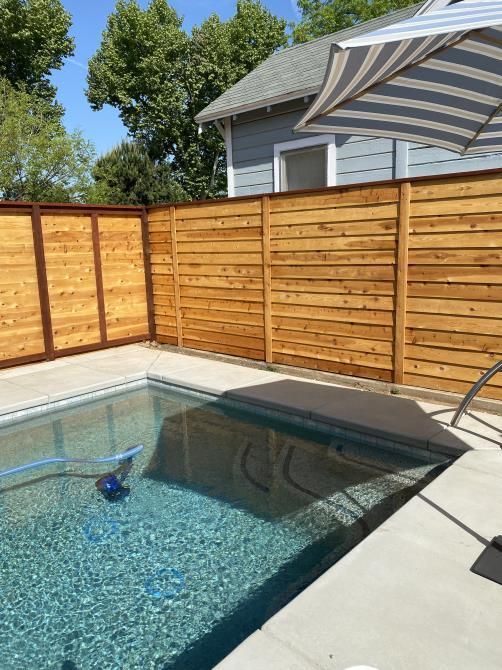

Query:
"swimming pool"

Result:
[[0, 384, 449, 669]]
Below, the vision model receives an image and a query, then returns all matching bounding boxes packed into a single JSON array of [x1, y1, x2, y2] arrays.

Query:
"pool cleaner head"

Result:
[[95, 457, 133, 501]]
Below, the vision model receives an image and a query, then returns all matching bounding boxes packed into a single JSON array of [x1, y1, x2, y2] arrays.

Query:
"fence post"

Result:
[[262, 195, 272, 363], [170, 205, 183, 347], [91, 213, 108, 345], [141, 208, 156, 342], [31, 204, 55, 361], [394, 181, 411, 384]]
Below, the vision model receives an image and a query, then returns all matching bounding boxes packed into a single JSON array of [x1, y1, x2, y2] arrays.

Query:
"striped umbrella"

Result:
[[295, 0, 502, 154]]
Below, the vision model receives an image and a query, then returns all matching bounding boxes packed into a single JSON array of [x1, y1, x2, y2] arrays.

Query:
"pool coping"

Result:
[[1, 346, 502, 669], [1, 345, 501, 457]]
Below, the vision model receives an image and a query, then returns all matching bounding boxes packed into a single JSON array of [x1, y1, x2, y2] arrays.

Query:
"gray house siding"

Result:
[[231, 100, 502, 196], [232, 103, 309, 196]]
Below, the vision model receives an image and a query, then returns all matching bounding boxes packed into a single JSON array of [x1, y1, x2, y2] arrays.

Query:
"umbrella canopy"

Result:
[[295, 0, 502, 154]]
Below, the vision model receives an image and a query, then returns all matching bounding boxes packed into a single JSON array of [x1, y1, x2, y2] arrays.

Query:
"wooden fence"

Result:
[[2, 169, 501, 401], [148, 169, 502, 400], [0, 202, 151, 369]]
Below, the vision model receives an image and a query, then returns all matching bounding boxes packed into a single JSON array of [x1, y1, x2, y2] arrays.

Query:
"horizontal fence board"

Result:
[[270, 235, 396, 252], [411, 194, 502, 217], [410, 213, 502, 234], [273, 328, 393, 355], [272, 352, 393, 382], [270, 186, 399, 212], [407, 265, 502, 283], [271, 250, 397, 265], [406, 328, 502, 354], [271, 291, 394, 311], [175, 200, 261, 220], [178, 264, 263, 277], [409, 231, 502, 249], [270, 203, 398, 226], [271, 219, 397, 239], [184, 339, 264, 360], [180, 307, 263, 327], [403, 373, 502, 400], [177, 225, 262, 241], [411, 174, 502, 201], [175, 214, 262, 232], [272, 279, 395, 295]]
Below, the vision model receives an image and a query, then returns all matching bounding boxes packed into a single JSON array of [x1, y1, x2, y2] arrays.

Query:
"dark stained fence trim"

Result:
[[141, 208, 156, 341], [53, 335, 150, 359], [91, 213, 108, 344], [0, 353, 47, 371], [31, 204, 54, 360]]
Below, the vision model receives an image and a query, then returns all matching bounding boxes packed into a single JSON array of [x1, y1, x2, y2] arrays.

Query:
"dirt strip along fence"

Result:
[[0, 202, 151, 369], [148, 169, 502, 400]]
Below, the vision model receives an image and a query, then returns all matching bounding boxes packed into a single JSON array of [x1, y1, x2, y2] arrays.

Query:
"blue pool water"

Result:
[[0, 385, 449, 670]]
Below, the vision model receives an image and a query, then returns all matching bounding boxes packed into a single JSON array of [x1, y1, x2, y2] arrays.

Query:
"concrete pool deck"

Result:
[[1, 344, 501, 669]]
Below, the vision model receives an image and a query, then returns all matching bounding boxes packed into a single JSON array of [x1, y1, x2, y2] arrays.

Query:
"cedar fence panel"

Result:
[[0, 203, 151, 368], [148, 168, 502, 400], [269, 185, 399, 382], [405, 172, 502, 400], [2, 168, 502, 402], [171, 198, 265, 360], [0, 209, 46, 365]]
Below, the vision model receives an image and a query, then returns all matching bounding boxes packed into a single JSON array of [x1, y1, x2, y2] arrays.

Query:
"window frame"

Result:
[[273, 134, 337, 193]]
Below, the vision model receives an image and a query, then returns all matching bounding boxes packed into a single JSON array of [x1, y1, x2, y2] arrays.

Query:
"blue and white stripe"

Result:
[[296, 0, 502, 155]]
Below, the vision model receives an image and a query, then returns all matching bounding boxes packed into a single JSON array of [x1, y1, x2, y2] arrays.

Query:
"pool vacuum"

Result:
[[95, 456, 134, 501], [0, 444, 144, 502]]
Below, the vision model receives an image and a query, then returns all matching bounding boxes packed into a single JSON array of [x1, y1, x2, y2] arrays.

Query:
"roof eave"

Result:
[[195, 85, 320, 124]]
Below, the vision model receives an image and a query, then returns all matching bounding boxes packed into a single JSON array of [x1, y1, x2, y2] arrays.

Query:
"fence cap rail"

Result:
[[0, 200, 143, 212]]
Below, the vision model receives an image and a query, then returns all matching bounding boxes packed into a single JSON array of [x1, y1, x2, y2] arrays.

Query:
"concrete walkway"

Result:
[[1, 344, 502, 669]]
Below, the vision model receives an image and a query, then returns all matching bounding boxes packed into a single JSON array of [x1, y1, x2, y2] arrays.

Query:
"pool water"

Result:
[[0, 385, 449, 670]]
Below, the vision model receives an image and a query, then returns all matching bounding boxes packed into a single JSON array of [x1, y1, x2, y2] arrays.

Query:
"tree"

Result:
[[86, 0, 287, 199], [0, 0, 74, 109], [292, 0, 418, 44], [0, 79, 95, 202], [89, 140, 187, 205]]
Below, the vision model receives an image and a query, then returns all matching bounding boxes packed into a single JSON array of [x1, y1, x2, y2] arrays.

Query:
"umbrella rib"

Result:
[[308, 30, 472, 126], [462, 100, 502, 155]]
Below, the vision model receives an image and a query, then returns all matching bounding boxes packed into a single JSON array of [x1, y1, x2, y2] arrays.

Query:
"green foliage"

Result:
[[89, 140, 187, 205], [291, 0, 418, 43], [87, 0, 287, 199], [0, 79, 95, 202], [0, 0, 74, 108]]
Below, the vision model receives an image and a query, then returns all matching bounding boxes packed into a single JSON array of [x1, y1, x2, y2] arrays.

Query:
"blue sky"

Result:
[[52, 0, 298, 156]]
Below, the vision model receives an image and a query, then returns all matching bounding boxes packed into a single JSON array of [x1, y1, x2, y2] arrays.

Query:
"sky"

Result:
[[52, 0, 299, 157]]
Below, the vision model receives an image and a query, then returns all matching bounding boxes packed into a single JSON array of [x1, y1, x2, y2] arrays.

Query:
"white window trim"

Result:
[[273, 134, 337, 193], [224, 117, 235, 197]]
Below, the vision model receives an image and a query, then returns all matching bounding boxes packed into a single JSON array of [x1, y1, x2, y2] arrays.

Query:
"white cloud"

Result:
[[67, 58, 88, 71]]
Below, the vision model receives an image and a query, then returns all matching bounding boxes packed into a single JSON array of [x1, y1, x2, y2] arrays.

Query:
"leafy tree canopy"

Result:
[[89, 140, 187, 206], [292, 0, 418, 43], [87, 0, 287, 199], [0, 78, 95, 202], [0, 0, 74, 107]]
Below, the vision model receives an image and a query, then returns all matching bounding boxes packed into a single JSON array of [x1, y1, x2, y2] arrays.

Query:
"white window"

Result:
[[274, 135, 336, 192]]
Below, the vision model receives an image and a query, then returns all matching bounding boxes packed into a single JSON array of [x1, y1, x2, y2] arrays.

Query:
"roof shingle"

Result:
[[195, 3, 424, 123]]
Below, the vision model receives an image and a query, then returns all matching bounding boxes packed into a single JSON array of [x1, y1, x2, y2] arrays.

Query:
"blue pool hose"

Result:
[[0, 444, 144, 479]]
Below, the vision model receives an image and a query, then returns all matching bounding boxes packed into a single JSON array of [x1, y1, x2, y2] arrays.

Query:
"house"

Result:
[[195, 3, 502, 197]]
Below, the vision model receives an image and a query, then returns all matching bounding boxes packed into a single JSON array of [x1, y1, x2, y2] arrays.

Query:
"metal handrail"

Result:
[[450, 361, 502, 427]]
